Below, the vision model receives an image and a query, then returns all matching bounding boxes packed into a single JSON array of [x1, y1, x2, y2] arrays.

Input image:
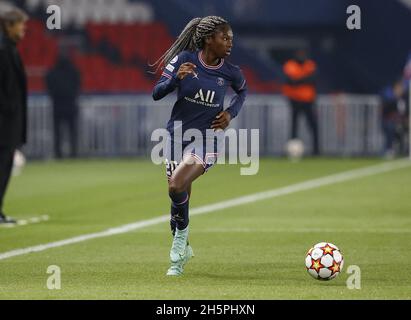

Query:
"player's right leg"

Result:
[[304, 104, 320, 155], [166, 158, 204, 276]]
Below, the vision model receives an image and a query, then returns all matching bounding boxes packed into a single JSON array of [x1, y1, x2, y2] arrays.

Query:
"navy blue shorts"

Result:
[[164, 131, 224, 179]]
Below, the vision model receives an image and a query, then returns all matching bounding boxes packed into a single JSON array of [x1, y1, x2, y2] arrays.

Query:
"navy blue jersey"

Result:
[[152, 50, 247, 136]]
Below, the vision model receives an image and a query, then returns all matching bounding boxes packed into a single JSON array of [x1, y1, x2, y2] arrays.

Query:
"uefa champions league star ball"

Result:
[[286, 139, 304, 160], [305, 242, 344, 280]]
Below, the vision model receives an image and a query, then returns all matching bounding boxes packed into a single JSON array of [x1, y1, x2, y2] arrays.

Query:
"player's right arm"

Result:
[[152, 52, 196, 101]]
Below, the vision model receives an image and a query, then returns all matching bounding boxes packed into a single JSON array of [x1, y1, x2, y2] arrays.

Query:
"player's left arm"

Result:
[[211, 67, 247, 130]]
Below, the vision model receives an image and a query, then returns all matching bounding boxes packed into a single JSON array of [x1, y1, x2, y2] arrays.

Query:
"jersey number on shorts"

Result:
[[165, 159, 179, 180]]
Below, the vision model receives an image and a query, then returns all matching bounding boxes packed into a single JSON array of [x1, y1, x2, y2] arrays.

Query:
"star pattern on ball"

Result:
[[310, 258, 324, 273], [320, 244, 336, 256], [328, 261, 340, 275]]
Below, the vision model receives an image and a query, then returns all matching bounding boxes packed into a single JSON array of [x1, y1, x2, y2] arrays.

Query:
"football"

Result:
[[305, 242, 344, 280], [286, 139, 304, 160]]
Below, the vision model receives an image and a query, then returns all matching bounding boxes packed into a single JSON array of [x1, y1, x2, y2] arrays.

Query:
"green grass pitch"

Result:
[[0, 158, 410, 299]]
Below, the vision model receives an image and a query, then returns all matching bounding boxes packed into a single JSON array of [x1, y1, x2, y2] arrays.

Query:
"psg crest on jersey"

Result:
[[217, 77, 225, 86]]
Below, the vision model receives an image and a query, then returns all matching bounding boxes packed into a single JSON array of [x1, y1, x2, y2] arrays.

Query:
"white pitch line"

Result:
[[0, 160, 409, 261]]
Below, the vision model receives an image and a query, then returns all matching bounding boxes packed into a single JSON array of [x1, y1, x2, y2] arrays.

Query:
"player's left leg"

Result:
[[290, 100, 300, 139], [68, 114, 78, 158], [304, 103, 320, 155]]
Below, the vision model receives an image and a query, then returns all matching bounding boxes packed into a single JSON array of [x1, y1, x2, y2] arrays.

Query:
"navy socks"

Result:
[[169, 191, 189, 235]]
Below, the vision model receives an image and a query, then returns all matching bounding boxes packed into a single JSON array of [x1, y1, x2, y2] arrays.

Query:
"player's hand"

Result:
[[211, 111, 231, 131], [176, 62, 197, 80]]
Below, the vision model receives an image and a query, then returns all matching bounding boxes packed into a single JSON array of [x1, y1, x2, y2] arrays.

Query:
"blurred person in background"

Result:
[[46, 52, 81, 159], [381, 80, 409, 158], [283, 49, 319, 155], [0, 4, 28, 224]]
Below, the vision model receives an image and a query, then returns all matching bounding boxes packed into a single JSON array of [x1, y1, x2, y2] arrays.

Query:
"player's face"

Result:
[[5, 20, 27, 43], [210, 25, 233, 58]]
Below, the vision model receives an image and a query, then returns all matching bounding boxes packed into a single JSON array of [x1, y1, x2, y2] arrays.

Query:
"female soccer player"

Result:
[[152, 16, 247, 276]]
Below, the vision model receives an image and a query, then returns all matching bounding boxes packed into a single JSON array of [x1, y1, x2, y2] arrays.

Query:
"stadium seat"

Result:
[[19, 0, 277, 95]]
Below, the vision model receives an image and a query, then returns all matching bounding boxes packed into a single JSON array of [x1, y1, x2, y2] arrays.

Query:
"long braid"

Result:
[[150, 16, 228, 73]]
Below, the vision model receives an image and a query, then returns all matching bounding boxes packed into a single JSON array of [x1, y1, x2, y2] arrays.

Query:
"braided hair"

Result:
[[150, 16, 228, 73]]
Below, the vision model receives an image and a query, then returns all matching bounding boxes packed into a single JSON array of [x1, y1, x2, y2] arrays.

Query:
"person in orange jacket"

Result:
[[283, 49, 319, 155]]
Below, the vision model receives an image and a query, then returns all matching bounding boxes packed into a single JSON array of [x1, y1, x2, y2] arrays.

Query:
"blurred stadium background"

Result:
[[4, 0, 411, 158]]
